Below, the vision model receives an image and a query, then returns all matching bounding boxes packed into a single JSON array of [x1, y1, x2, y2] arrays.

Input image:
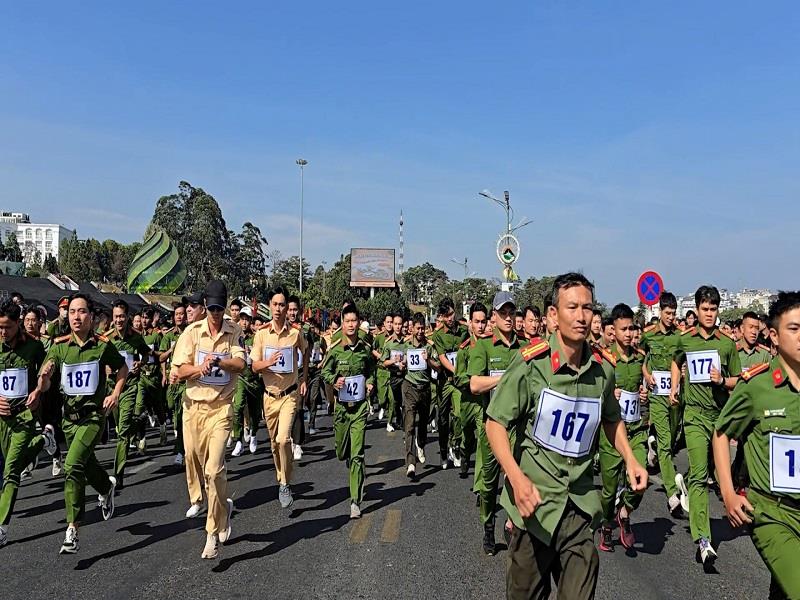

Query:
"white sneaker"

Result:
[[43, 425, 57, 456], [350, 502, 361, 519], [386, 423, 395, 433], [249, 436, 257, 454], [668, 493, 682, 516], [698, 538, 717, 568], [243, 428, 251, 443], [368, 404, 375, 416], [406, 464, 415, 478], [231, 441, 243, 457], [201, 533, 219, 559], [415, 441, 426, 464], [293, 444, 303, 461], [308, 427, 317, 435], [52, 456, 63, 477], [186, 503, 205, 518], [676, 473, 689, 511], [226, 436, 232, 449], [378, 408, 385, 421], [98, 476, 116, 520], [647, 435, 657, 467], [450, 447, 462, 468], [0, 525, 7, 548], [219, 498, 233, 543], [147, 413, 157, 428], [59, 525, 78, 554], [173, 453, 184, 466]]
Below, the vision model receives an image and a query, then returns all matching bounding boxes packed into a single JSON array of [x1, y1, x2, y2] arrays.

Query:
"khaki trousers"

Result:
[[182, 396, 232, 535], [263, 390, 298, 485]]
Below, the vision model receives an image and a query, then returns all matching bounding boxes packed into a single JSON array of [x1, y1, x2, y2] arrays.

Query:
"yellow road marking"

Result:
[[349, 513, 373, 544], [380, 509, 402, 543]]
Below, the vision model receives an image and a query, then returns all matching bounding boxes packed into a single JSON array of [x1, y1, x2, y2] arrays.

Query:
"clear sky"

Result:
[[2, 2, 798, 305]]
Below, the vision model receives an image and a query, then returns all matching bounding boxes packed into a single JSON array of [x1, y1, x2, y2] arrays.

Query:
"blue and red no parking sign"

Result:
[[637, 271, 664, 306]]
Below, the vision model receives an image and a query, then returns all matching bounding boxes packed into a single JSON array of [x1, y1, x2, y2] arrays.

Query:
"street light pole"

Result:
[[450, 256, 468, 311], [296, 158, 308, 295]]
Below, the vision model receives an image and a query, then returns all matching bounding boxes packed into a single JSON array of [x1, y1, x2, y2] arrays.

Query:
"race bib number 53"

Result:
[[770, 433, 800, 493], [531, 388, 601, 458]]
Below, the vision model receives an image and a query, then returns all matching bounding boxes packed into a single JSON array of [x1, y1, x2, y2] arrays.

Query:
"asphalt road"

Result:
[[2, 411, 770, 600]]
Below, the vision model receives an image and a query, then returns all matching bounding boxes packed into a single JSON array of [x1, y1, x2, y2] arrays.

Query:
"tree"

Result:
[[514, 275, 557, 311], [271, 256, 312, 295], [43, 254, 59, 274], [359, 290, 407, 324], [4, 233, 23, 263], [403, 262, 449, 305], [235, 222, 268, 294], [58, 232, 85, 280]]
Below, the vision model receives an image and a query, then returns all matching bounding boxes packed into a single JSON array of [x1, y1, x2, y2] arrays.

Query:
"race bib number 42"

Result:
[[0, 368, 29, 399], [339, 375, 366, 403], [686, 350, 721, 384], [531, 388, 601, 458], [61, 361, 100, 395], [618, 389, 641, 423], [651, 370, 671, 396], [770, 433, 800, 494]]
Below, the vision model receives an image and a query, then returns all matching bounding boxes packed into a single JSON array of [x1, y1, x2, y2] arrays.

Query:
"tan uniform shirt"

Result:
[[250, 320, 307, 395], [172, 318, 246, 402]]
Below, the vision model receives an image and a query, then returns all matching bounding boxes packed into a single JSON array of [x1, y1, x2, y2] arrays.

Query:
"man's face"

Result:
[[174, 307, 187, 327], [132, 315, 142, 330], [238, 316, 252, 334], [661, 306, 676, 328], [207, 305, 225, 326], [271, 294, 287, 322], [551, 286, 593, 345], [614, 318, 634, 348], [343, 312, 359, 337], [287, 302, 300, 323], [23, 312, 40, 337], [112, 307, 128, 332], [524, 311, 539, 338], [392, 316, 404, 336], [69, 298, 92, 335], [697, 301, 719, 329], [186, 303, 205, 323], [686, 313, 697, 327], [632, 328, 641, 347], [545, 310, 558, 335], [384, 316, 393, 332], [412, 321, 425, 342], [515, 315, 524, 334], [590, 314, 602, 335], [741, 317, 760, 346], [471, 311, 488, 337], [141, 313, 153, 329], [771, 307, 800, 366], [494, 304, 515, 335], [0, 315, 20, 344], [442, 309, 455, 329], [230, 305, 241, 321], [603, 324, 616, 346], [720, 322, 732, 337]]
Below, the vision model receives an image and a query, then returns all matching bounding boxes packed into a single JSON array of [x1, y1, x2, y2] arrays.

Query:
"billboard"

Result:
[[350, 248, 396, 288]]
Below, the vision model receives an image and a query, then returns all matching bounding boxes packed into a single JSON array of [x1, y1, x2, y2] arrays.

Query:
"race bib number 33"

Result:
[[532, 388, 601, 458], [407, 348, 426, 372], [769, 433, 800, 494]]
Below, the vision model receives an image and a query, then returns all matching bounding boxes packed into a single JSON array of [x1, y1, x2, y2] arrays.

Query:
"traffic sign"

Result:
[[637, 271, 664, 306]]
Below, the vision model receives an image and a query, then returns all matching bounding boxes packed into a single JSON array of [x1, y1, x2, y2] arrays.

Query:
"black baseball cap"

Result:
[[204, 280, 227, 310], [183, 291, 205, 306]]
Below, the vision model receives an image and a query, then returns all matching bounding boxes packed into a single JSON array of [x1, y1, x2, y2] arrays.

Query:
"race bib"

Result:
[[297, 349, 304, 369], [390, 350, 404, 364], [446, 352, 458, 368], [196, 350, 231, 386], [118, 350, 136, 372], [406, 348, 426, 371], [311, 346, 322, 364], [531, 388, 601, 458], [686, 350, 721, 383], [652, 370, 671, 396], [769, 433, 800, 493], [61, 361, 100, 395], [265, 347, 294, 374], [490, 369, 506, 398], [619, 389, 641, 423], [148, 343, 157, 364], [0, 368, 28, 399], [339, 375, 366, 402]]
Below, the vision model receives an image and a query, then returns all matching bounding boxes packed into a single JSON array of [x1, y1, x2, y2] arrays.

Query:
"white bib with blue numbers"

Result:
[[769, 433, 800, 494], [686, 350, 720, 384], [618, 389, 641, 423], [118, 350, 136, 372], [532, 388, 601, 458], [61, 361, 100, 396], [196, 351, 231, 386], [406, 348, 426, 371], [652, 370, 671, 396], [390, 350, 404, 364], [446, 352, 458, 368], [265, 347, 294, 374], [0, 368, 28, 399], [339, 375, 366, 402]]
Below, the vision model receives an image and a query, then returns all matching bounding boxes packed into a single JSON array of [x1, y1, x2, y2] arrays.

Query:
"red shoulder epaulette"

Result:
[[54, 334, 71, 344], [95, 333, 109, 343], [520, 338, 548, 362], [757, 343, 771, 353], [680, 327, 696, 336], [291, 322, 301, 330], [715, 329, 733, 340], [741, 362, 770, 381], [643, 324, 656, 333], [459, 338, 471, 350], [599, 347, 617, 366]]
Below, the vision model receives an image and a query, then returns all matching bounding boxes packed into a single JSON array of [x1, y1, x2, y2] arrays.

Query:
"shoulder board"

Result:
[[715, 329, 734, 340], [757, 344, 771, 353], [643, 324, 656, 333], [328, 338, 342, 350], [520, 338, 549, 362], [741, 362, 770, 381], [54, 334, 71, 344], [291, 322, 301, 330], [100, 329, 115, 339], [680, 327, 696, 336], [599, 347, 617, 366], [459, 338, 471, 350], [95, 333, 110, 343]]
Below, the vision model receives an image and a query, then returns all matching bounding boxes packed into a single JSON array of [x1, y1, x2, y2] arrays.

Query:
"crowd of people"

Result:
[[0, 275, 798, 599]]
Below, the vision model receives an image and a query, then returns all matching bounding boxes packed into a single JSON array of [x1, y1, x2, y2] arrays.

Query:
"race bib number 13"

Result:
[[531, 388, 601, 458]]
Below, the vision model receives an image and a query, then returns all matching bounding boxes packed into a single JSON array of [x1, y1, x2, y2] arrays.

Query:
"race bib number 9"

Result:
[[686, 350, 721, 384], [61, 361, 100, 396], [531, 388, 601, 458], [407, 348, 426, 371], [196, 351, 231, 386], [339, 375, 366, 402], [265, 347, 294, 374], [651, 370, 671, 396], [618, 389, 641, 423], [769, 433, 800, 494], [0, 368, 28, 399]]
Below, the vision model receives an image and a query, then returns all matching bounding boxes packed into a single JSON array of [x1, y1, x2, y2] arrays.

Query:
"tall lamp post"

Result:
[[296, 158, 308, 294], [478, 189, 533, 284], [450, 257, 469, 312]]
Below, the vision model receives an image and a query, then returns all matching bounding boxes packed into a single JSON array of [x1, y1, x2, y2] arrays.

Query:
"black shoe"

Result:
[[483, 522, 496, 556], [459, 460, 469, 479]]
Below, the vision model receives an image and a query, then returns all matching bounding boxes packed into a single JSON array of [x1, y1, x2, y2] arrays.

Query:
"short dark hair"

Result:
[[0, 299, 21, 320], [342, 303, 360, 320], [111, 299, 129, 314], [23, 306, 42, 321], [591, 308, 603, 318], [543, 292, 554, 311], [229, 298, 243, 309], [141, 306, 155, 318], [438, 298, 455, 316], [686, 310, 697, 320], [68, 293, 95, 313], [470, 302, 488, 319], [768, 291, 800, 328], [269, 286, 289, 302], [524, 306, 541, 320], [695, 285, 721, 307], [551, 272, 594, 307], [610, 303, 634, 322], [742, 311, 760, 322], [412, 312, 426, 328], [602, 317, 614, 329], [287, 294, 301, 308], [10, 292, 23, 301], [659, 291, 678, 310], [171, 300, 187, 311]]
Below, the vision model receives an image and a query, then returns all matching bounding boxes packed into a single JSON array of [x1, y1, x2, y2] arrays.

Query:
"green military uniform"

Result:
[[641, 322, 683, 498], [46, 318, 69, 340], [457, 334, 483, 481], [400, 336, 438, 467], [105, 327, 150, 487], [372, 331, 392, 418], [715, 358, 800, 599], [431, 322, 469, 462], [467, 331, 523, 526], [598, 344, 648, 525], [136, 328, 165, 442], [738, 341, 772, 374], [42, 332, 125, 524], [321, 336, 376, 506], [488, 334, 620, 600], [0, 333, 47, 527], [381, 335, 408, 428], [233, 332, 263, 443], [674, 326, 741, 542], [159, 326, 186, 456], [306, 329, 327, 430]]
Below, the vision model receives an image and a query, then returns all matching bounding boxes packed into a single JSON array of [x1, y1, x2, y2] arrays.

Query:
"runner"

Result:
[[159, 300, 189, 465], [522, 305, 541, 342], [589, 308, 603, 345], [456, 302, 488, 483], [381, 313, 407, 433], [231, 309, 263, 457], [306, 318, 327, 435], [172, 280, 245, 559], [287, 295, 307, 461], [136, 307, 165, 453], [372, 314, 394, 424]]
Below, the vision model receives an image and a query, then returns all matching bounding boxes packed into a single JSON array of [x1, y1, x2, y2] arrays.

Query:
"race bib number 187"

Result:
[[531, 388, 601, 458], [61, 361, 100, 395]]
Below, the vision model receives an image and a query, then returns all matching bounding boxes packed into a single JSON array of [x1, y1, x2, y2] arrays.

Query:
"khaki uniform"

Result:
[[172, 318, 245, 535], [250, 320, 307, 485]]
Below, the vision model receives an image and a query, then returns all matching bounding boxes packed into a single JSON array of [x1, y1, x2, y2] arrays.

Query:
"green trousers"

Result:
[[112, 383, 138, 486], [63, 412, 113, 524], [167, 383, 185, 455], [387, 378, 403, 427], [334, 399, 368, 504], [649, 394, 680, 497], [233, 378, 262, 441], [599, 423, 648, 524], [460, 397, 484, 486], [136, 370, 165, 432], [435, 379, 461, 456], [477, 414, 500, 525], [376, 369, 390, 411], [749, 489, 800, 600], [0, 410, 45, 526], [684, 405, 717, 541]]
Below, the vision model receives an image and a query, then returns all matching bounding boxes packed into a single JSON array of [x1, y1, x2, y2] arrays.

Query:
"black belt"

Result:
[[265, 383, 297, 398], [64, 405, 100, 423]]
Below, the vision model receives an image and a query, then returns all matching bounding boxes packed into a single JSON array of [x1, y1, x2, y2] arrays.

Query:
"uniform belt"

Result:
[[751, 488, 800, 511], [265, 383, 297, 398], [65, 406, 99, 423]]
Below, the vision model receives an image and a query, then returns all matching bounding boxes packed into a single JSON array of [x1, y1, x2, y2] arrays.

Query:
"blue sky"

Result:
[[2, 2, 798, 304]]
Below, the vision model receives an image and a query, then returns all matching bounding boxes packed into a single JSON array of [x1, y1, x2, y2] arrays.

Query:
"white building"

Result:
[[0, 212, 75, 265]]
